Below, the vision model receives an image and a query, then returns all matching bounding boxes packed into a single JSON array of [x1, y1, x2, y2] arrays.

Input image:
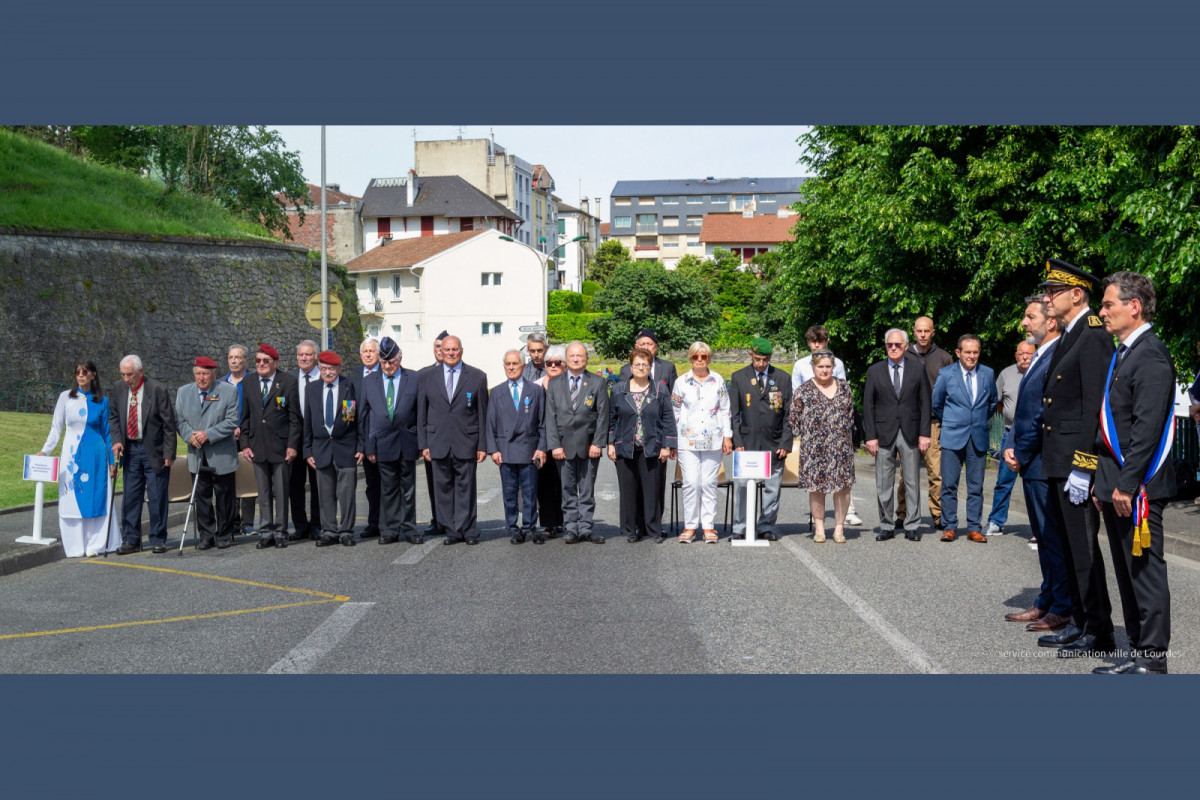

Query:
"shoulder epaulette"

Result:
[[1088, 315, 1103, 327]]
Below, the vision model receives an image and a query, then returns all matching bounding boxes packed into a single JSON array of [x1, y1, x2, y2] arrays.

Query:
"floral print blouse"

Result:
[[671, 370, 732, 452]]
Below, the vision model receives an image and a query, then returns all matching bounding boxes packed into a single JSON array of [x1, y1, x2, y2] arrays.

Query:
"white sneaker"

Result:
[[845, 512, 863, 526], [1028, 537, 1038, 551], [985, 522, 1003, 536]]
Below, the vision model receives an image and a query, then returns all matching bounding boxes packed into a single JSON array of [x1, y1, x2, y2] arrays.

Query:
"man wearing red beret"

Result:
[[303, 351, 363, 547], [239, 343, 303, 548], [174, 356, 240, 549]]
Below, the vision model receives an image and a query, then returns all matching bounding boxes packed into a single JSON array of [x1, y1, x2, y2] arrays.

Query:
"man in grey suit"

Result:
[[546, 341, 610, 544], [239, 343, 302, 549], [174, 356, 240, 550], [361, 337, 421, 545], [863, 328, 932, 541], [488, 349, 547, 544], [303, 350, 362, 548], [417, 335, 489, 545]]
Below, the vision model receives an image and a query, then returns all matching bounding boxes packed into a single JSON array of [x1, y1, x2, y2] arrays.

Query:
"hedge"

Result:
[[547, 312, 606, 343], [548, 290, 583, 315]]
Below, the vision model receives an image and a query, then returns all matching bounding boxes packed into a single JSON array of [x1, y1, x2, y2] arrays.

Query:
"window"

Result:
[[557, 219, 566, 234], [686, 215, 702, 227], [481, 322, 502, 336], [460, 217, 473, 232], [636, 213, 656, 226], [732, 195, 752, 211], [662, 196, 678, 204], [481, 272, 502, 286], [367, 323, 381, 337], [760, 195, 776, 203], [391, 274, 402, 298], [710, 195, 728, 204], [613, 216, 632, 228], [392, 324, 401, 339], [614, 197, 631, 206], [421, 216, 434, 236], [663, 238, 679, 248], [686, 196, 703, 204], [687, 236, 700, 249], [662, 216, 679, 228], [368, 276, 379, 297], [377, 217, 391, 237], [638, 197, 654, 205], [411, 274, 420, 292]]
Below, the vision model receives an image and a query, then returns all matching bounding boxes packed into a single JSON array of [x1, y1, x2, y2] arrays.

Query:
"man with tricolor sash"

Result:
[[1092, 271, 1176, 675]]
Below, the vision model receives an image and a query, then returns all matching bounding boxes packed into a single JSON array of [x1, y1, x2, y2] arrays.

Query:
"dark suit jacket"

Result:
[[863, 355, 931, 448], [1094, 330, 1177, 500], [360, 368, 419, 462], [931, 363, 997, 451], [417, 362, 489, 459], [729, 364, 794, 452], [108, 376, 177, 472], [239, 370, 303, 463], [608, 378, 676, 458], [1041, 310, 1114, 479], [546, 371, 610, 459], [486, 379, 547, 463], [1003, 339, 1057, 479], [618, 357, 678, 393], [302, 378, 360, 469]]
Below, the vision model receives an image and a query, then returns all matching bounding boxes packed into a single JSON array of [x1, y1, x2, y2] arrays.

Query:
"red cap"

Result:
[[318, 350, 342, 366], [257, 344, 280, 361], [194, 356, 218, 369]]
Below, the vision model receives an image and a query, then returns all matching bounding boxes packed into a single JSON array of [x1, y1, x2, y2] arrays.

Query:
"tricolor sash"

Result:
[[1099, 349, 1174, 555]]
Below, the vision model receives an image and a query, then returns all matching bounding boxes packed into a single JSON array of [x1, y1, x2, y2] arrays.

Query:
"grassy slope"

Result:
[[0, 411, 61, 508], [0, 130, 274, 239]]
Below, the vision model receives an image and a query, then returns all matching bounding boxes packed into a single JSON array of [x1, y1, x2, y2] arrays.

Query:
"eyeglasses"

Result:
[[885, 343, 906, 349], [254, 357, 273, 364], [690, 354, 710, 361], [75, 368, 93, 376], [1043, 286, 1072, 298], [545, 360, 564, 367]]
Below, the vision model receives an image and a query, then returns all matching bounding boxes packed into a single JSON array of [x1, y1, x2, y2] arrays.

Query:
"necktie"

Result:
[[127, 388, 139, 440], [325, 383, 335, 429], [446, 367, 455, 400], [386, 376, 395, 421], [200, 389, 208, 404], [892, 364, 902, 398], [512, 381, 520, 409], [757, 372, 766, 394], [1117, 343, 1128, 361], [966, 370, 975, 404], [570, 375, 580, 406], [302, 374, 312, 418], [261, 378, 269, 405]]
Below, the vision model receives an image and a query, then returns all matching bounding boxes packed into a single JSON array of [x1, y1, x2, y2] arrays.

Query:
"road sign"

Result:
[[305, 292, 343, 329], [519, 324, 548, 332]]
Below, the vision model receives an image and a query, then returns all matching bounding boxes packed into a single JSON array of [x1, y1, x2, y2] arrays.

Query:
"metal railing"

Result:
[[0, 380, 70, 413]]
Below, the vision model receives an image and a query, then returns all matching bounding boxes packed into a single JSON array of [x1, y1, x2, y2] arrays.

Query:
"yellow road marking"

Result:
[[0, 560, 351, 641], [0, 598, 341, 640]]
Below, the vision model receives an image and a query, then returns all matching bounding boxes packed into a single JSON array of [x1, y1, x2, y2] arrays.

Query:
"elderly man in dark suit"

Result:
[[175, 356, 241, 550], [303, 351, 362, 548], [931, 334, 998, 544], [1002, 299, 1071, 631], [488, 349, 547, 544], [110, 354, 177, 554], [239, 343, 302, 549], [361, 337, 421, 545], [1092, 271, 1176, 675], [546, 341, 610, 544], [418, 335, 488, 545], [351, 337, 382, 539], [730, 338, 793, 541], [863, 328, 931, 541], [418, 331, 448, 537], [1034, 259, 1117, 658], [289, 338, 322, 541], [617, 328, 678, 538]]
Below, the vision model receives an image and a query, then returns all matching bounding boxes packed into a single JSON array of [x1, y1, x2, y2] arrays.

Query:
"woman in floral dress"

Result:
[[788, 352, 855, 543]]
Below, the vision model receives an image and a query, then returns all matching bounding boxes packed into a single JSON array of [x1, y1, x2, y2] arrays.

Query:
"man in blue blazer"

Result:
[[360, 337, 421, 545], [417, 335, 489, 545], [1002, 299, 1071, 630], [487, 350, 547, 544], [302, 351, 362, 547], [932, 334, 997, 543]]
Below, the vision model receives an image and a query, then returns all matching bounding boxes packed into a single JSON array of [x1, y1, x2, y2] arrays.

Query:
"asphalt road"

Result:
[[3, 456, 1199, 674]]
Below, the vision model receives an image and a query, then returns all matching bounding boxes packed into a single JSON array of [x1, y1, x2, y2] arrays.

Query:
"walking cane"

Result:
[[178, 468, 204, 555], [101, 455, 121, 558]]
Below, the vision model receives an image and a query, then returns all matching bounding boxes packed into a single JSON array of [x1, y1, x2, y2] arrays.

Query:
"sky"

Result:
[[270, 126, 812, 222]]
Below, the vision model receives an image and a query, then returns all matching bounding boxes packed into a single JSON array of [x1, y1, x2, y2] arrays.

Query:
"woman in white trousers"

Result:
[[671, 342, 732, 543]]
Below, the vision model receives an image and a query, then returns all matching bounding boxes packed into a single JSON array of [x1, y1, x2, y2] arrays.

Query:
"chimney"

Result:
[[325, 183, 340, 193], [407, 169, 418, 206], [580, 197, 590, 215]]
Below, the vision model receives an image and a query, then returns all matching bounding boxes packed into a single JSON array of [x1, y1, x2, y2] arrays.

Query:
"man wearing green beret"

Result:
[[730, 338, 794, 540]]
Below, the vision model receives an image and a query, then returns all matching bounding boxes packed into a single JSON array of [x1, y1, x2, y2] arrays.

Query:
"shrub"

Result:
[[580, 280, 602, 296], [548, 290, 583, 315], [548, 312, 605, 343]]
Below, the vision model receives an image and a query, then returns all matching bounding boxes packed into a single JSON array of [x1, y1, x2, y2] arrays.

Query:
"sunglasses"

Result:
[[545, 360, 564, 367], [254, 357, 274, 364], [885, 343, 906, 349], [690, 354, 710, 361]]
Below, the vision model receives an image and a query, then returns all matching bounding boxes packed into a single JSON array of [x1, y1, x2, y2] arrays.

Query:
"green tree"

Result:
[[589, 262, 719, 357], [586, 239, 632, 287]]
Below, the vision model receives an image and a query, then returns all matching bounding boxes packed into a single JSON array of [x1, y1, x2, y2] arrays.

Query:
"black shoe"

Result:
[[934, 518, 945, 531], [216, 541, 233, 550], [316, 534, 338, 547], [1056, 634, 1116, 658], [1092, 661, 1167, 675], [360, 527, 379, 539], [287, 530, 310, 542], [876, 531, 895, 541], [405, 535, 425, 545], [531, 533, 546, 544], [762, 531, 780, 541], [151, 543, 167, 554], [424, 525, 439, 536], [655, 534, 667, 543], [379, 535, 400, 545], [116, 542, 141, 555], [255, 538, 276, 549], [1037, 624, 1082, 647], [546, 526, 563, 539], [196, 540, 215, 551], [340, 534, 356, 547], [276, 537, 288, 549], [563, 532, 580, 544], [905, 531, 922, 542], [465, 537, 480, 546], [510, 532, 526, 544], [731, 532, 747, 541], [443, 537, 463, 546], [627, 533, 642, 543], [588, 533, 605, 544]]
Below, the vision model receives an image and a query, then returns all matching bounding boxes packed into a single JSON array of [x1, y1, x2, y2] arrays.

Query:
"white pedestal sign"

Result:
[[17, 455, 59, 545], [731, 451, 771, 547]]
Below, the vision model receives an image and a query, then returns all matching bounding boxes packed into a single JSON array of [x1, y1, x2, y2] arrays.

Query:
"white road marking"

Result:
[[779, 537, 945, 674], [477, 488, 501, 505], [595, 485, 617, 502], [393, 537, 441, 565], [266, 602, 374, 674]]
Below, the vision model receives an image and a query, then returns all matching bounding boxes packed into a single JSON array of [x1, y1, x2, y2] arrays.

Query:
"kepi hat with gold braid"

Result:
[[1038, 258, 1100, 290]]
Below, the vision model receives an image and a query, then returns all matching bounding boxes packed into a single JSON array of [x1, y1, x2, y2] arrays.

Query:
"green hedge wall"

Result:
[[547, 312, 605, 343], [548, 290, 583, 315]]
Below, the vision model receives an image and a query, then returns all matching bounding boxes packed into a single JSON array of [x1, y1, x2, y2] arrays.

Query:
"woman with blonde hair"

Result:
[[671, 341, 731, 543]]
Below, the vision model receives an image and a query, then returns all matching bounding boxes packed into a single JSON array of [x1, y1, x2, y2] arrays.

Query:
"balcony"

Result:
[[635, 224, 658, 234]]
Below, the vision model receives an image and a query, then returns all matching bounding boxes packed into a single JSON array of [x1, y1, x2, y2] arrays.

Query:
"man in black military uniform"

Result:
[[729, 338, 793, 541], [1034, 259, 1117, 658]]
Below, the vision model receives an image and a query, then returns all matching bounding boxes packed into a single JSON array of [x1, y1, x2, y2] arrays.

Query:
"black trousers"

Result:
[[378, 457, 417, 539], [1102, 500, 1171, 670], [1047, 478, 1113, 638], [423, 458, 441, 530], [194, 469, 235, 545], [362, 457, 381, 532], [289, 458, 321, 534], [535, 457, 563, 528], [615, 451, 664, 538], [431, 456, 478, 540]]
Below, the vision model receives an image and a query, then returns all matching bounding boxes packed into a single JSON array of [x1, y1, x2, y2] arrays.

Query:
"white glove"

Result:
[[1066, 469, 1091, 505]]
